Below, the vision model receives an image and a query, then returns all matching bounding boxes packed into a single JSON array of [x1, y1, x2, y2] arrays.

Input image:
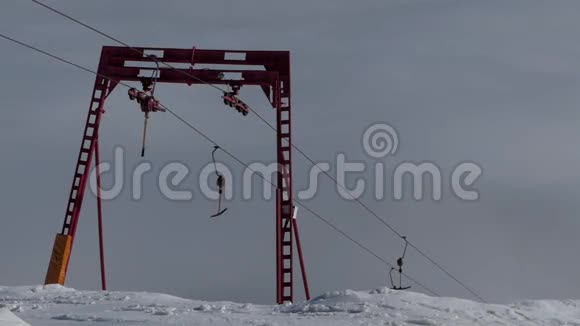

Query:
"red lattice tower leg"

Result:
[[44, 72, 115, 287], [275, 78, 293, 303]]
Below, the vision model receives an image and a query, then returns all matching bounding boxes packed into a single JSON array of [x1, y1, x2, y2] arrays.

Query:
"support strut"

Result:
[[94, 140, 107, 291], [292, 207, 311, 300]]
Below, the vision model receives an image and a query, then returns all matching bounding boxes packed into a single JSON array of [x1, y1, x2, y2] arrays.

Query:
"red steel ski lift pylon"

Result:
[[44, 46, 310, 304]]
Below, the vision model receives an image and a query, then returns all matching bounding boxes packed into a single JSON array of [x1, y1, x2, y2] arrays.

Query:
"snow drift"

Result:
[[0, 308, 30, 326], [1, 285, 579, 325]]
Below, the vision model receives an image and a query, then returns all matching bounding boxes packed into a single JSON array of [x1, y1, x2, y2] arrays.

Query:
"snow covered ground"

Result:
[[1, 285, 579, 325]]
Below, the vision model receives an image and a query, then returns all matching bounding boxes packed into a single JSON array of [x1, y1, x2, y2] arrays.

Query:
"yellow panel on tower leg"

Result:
[[44, 234, 72, 285]]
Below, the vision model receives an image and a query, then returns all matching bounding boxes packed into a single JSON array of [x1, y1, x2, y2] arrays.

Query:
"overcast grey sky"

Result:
[[2, 0, 580, 304]]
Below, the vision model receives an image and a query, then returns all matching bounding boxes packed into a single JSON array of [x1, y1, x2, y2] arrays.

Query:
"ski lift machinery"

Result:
[[43, 46, 310, 304]]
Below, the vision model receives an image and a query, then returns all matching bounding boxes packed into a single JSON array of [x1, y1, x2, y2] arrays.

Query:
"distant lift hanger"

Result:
[[210, 145, 228, 218], [389, 236, 411, 290]]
